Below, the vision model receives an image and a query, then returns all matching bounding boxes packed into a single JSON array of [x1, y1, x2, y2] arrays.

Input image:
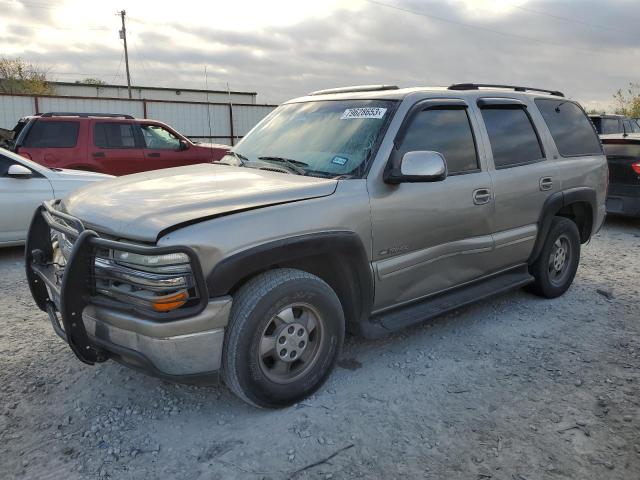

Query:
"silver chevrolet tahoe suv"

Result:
[[26, 83, 608, 408]]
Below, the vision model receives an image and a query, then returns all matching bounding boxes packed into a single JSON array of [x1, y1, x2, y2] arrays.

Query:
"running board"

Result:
[[361, 266, 534, 339]]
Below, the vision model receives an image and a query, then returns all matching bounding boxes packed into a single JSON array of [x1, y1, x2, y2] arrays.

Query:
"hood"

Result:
[[192, 142, 230, 150], [62, 164, 338, 242], [52, 168, 113, 181]]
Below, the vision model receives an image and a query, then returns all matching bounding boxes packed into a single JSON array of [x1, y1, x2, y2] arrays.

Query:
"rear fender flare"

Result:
[[528, 187, 596, 263]]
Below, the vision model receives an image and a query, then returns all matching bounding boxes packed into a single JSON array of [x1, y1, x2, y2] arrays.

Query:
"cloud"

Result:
[[0, 0, 638, 110]]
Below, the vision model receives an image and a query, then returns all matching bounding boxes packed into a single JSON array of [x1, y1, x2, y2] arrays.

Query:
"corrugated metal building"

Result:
[[0, 82, 276, 145], [50, 81, 257, 104]]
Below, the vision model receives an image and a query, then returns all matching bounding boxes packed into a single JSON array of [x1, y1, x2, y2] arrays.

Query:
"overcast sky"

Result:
[[1, 0, 638, 110]]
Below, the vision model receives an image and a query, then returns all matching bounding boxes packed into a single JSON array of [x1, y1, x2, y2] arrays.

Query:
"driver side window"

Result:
[[141, 125, 181, 150], [399, 108, 479, 174]]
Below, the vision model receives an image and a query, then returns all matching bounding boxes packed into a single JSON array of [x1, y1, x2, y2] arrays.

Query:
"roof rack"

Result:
[[308, 85, 399, 96], [448, 83, 564, 97], [39, 112, 135, 119]]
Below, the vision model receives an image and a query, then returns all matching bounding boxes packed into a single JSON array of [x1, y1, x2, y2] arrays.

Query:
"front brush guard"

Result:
[[25, 205, 107, 365]]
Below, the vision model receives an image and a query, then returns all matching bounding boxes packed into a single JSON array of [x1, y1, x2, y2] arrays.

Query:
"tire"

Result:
[[222, 268, 345, 408], [528, 217, 581, 298]]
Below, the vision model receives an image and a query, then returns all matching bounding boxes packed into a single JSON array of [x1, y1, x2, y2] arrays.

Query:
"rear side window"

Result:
[[398, 108, 479, 173], [23, 121, 79, 148], [535, 99, 602, 157], [94, 123, 138, 148], [480, 107, 544, 168]]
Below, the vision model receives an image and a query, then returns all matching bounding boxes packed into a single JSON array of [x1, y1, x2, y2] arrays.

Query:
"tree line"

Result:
[[0, 57, 105, 95]]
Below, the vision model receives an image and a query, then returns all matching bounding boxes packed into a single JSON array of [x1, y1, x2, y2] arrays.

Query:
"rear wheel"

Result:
[[222, 268, 344, 408], [528, 217, 581, 298]]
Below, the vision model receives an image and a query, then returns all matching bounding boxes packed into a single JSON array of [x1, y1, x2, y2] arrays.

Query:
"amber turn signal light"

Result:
[[151, 291, 188, 312]]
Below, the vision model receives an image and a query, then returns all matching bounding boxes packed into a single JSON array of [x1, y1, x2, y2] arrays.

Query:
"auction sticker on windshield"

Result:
[[341, 107, 387, 120]]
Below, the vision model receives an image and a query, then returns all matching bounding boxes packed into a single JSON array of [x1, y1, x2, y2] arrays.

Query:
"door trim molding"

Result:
[[375, 223, 538, 280], [375, 234, 493, 280]]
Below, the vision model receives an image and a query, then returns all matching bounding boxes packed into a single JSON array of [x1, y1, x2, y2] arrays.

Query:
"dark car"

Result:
[[601, 135, 640, 217], [11, 112, 229, 176], [589, 114, 640, 136]]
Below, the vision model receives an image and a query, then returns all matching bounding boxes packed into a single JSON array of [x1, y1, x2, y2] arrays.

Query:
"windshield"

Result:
[[228, 99, 396, 178]]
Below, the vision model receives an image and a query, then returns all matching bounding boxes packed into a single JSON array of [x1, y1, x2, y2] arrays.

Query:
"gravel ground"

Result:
[[1, 217, 639, 480]]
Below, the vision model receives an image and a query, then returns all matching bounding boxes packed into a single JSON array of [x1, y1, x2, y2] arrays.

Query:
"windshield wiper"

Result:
[[258, 156, 308, 175], [226, 151, 250, 166]]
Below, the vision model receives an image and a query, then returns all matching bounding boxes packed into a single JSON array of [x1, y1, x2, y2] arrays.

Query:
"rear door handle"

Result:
[[92, 152, 105, 158], [473, 188, 492, 205], [539, 176, 553, 191], [148, 152, 161, 158]]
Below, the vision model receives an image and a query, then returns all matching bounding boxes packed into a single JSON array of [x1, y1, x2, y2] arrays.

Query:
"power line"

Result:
[[363, 0, 613, 55], [112, 49, 125, 80], [129, 34, 153, 81], [512, 4, 612, 31], [45, 25, 109, 31]]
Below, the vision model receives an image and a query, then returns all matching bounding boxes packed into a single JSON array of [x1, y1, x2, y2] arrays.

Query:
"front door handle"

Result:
[[473, 188, 492, 205], [148, 152, 161, 158], [540, 176, 553, 191]]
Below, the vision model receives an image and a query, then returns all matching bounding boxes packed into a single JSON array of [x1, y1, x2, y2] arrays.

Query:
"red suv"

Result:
[[12, 112, 229, 176]]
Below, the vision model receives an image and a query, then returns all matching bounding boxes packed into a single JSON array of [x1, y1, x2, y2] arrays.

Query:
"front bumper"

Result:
[[25, 201, 231, 381], [83, 300, 230, 380]]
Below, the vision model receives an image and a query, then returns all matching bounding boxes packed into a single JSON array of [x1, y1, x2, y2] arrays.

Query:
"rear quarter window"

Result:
[[535, 99, 602, 157], [23, 120, 79, 148]]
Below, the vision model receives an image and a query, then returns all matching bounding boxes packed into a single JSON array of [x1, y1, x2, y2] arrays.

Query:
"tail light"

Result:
[[632, 162, 640, 175]]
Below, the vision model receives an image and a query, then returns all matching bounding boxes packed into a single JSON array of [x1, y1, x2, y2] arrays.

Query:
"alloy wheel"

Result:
[[258, 303, 324, 384]]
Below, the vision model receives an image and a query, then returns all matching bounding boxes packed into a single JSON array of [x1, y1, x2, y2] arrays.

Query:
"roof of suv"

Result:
[[22, 112, 136, 121], [287, 84, 566, 103]]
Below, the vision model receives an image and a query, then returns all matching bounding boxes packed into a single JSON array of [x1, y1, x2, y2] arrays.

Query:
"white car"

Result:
[[0, 147, 112, 247]]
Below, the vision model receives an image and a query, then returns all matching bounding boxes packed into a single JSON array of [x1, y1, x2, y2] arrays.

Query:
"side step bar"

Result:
[[361, 265, 534, 339]]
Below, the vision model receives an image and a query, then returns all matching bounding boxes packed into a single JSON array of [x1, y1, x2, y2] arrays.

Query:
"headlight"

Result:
[[94, 248, 196, 313], [113, 250, 190, 273]]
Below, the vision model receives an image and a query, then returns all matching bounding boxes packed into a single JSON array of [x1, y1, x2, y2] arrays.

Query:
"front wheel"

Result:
[[222, 268, 344, 408], [528, 217, 581, 298]]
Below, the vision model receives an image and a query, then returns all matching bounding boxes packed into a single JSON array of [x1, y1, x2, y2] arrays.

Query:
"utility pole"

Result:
[[118, 10, 132, 99]]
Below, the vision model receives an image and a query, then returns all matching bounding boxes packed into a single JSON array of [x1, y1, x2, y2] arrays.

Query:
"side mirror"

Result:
[[178, 139, 189, 151], [385, 151, 447, 184], [7, 164, 33, 178]]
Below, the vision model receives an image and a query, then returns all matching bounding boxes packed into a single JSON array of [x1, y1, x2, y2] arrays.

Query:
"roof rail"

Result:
[[308, 85, 399, 96], [39, 112, 135, 119], [448, 83, 564, 97]]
